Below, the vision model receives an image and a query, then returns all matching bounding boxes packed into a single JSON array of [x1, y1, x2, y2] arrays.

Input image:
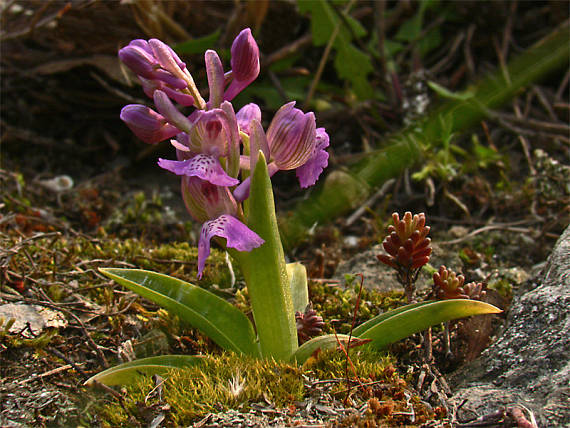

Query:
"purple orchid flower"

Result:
[[199, 215, 264, 278], [233, 102, 329, 201], [296, 127, 330, 188], [156, 100, 241, 182], [119, 29, 331, 279], [180, 177, 263, 278]]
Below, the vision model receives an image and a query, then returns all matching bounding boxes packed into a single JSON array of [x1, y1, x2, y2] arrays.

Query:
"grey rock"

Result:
[[449, 224, 570, 427]]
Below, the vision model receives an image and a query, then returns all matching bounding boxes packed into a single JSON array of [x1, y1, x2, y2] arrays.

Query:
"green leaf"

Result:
[[427, 81, 475, 101], [290, 334, 352, 364], [353, 299, 501, 350], [298, 0, 366, 47], [334, 43, 374, 98], [84, 355, 205, 386], [174, 30, 221, 55], [231, 152, 298, 361], [297, 0, 372, 98], [287, 262, 309, 314], [99, 268, 259, 357], [395, 13, 422, 42]]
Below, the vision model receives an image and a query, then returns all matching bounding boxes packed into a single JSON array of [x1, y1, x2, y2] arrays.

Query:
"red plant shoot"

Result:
[[377, 212, 432, 302]]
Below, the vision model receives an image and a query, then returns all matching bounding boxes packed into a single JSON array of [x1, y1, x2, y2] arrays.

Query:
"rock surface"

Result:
[[333, 243, 463, 292], [449, 224, 570, 427]]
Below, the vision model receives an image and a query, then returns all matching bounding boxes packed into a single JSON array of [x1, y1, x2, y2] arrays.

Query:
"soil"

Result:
[[1, 1, 568, 426]]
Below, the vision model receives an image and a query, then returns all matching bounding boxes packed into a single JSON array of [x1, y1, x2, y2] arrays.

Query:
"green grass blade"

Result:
[[84, 355, 205, 386], [290, 334, 352, 364], [99, 268, 259, 357], [355, 299, 501, 350]]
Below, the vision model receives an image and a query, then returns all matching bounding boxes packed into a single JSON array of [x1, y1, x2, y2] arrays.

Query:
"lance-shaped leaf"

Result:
[[291, 334, 370, 364], [84, 355, 205, 386], [353, 299, 501, 350], [99, 268, 259, 357], [231, 151, 298, 361], [287, 262, 309, 314]]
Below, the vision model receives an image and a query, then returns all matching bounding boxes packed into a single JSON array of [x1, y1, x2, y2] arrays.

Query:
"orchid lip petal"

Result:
[[158, 154, 239, 186], [198, 214, 264, 278]]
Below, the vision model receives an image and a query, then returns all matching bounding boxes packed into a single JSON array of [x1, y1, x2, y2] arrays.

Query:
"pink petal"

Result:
[[296, 127, 329, 188], [158, 154, 239, 186], [198, 214, 264, 278]]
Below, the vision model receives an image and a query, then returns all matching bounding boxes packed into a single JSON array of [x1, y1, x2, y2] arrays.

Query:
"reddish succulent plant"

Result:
[[432, 265, 487, 301], [432, 265, 468, 300], [463, 281, 487, 300], [295, 303, 325, 344], [377, 212, 432, 302]]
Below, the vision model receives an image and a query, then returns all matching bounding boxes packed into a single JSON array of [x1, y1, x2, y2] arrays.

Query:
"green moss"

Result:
[[307, 347, 394, 384], [488, 278, 513, 299], [96, 352, 305, 426], [309, 280, 406, 334], [93, 349, 408, 426]]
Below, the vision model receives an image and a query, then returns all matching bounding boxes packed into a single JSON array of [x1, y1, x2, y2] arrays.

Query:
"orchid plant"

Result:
[[87, 29, 500, 386]]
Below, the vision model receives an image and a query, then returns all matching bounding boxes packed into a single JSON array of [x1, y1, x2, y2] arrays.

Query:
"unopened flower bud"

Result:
[[236, 103, 261, 136], [224, 28, 260, 101], [153, 90, 194, 134], [120, 104, 179, 144]]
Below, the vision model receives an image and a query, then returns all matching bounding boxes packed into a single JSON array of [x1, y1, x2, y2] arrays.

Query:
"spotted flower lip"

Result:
[[198, 214, 264, 279], [158, 154, 239, 187], [120, 104, 179, 144], [224, 28, 260, 101]]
